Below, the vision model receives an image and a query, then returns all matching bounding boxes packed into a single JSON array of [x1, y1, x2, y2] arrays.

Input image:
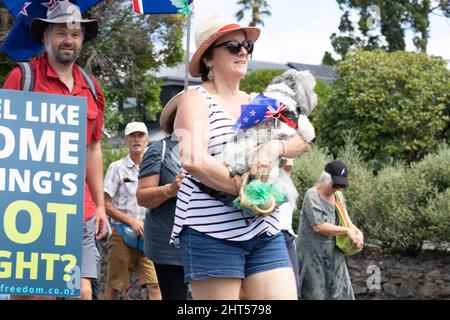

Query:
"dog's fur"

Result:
[[219, 69, 318, 209]]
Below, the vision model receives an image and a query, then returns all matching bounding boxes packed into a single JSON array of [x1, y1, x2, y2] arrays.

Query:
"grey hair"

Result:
[[315, 171, 332, 186], [44, 24, 54, 37]]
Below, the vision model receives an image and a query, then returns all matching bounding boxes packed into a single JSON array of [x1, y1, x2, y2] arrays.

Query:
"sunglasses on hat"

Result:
[[212, 39, 254, 55], [332, 183, 347, 189]]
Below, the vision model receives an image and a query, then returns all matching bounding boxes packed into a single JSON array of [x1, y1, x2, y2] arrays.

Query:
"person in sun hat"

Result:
[[29, 0, 98, 44], [295, 160, 364, 300], [162, 13, 310, 300], [3, 0, 107, 300]]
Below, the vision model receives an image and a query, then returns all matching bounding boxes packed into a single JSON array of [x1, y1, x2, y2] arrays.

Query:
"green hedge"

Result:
[[422, 189, 450, 248], [314, 50, 450, 164], [291, 141, 450, 255], [240, 68, 286, 93], [101, 140, 128, 175]]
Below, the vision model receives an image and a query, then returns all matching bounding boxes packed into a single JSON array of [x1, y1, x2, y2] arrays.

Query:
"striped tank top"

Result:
[[170, 86, 281, 247]]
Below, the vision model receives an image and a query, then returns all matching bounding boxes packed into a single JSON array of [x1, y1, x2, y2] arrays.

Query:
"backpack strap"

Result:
[[17, 62, 98, 102], [17, 62, 35, 91], [78, 66, 98, 101]]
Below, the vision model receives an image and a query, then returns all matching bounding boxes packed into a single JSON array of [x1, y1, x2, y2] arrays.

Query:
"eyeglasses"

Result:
[[211, 40, 254, 55], [332, 183, 346, 189]]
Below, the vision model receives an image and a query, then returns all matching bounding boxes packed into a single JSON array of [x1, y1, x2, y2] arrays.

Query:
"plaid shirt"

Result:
[[104, 154, 146, 224]]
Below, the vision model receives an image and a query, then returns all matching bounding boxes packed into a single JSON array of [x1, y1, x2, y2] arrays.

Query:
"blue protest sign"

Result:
[[0, 89, 86, 297]]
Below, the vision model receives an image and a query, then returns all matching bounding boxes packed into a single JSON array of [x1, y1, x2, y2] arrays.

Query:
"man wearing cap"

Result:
[[295, 160, 364, 300], [3, 0, 107, 300], [103, 122, 161, 300]]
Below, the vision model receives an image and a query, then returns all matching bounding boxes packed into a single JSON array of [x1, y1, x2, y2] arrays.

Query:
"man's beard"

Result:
[[47, 42, 81, 65], [55, 45, 81, 64]]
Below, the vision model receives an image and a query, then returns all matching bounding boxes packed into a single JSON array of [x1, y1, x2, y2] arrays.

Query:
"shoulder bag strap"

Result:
[[161, 138, 167, 164]]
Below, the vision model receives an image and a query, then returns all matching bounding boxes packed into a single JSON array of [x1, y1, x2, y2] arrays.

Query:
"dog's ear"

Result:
[[294, 71, 318, 116], [270, 69, 299, 86], [272, 70, 318, 116], [267, 69, 318, 116]]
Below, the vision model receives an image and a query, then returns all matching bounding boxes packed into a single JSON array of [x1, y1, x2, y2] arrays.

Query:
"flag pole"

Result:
[[184, 12, 191, 91]]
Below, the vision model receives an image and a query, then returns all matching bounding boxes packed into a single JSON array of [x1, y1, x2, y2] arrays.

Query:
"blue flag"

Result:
[[233, 93, 299, 131], [1, 0, 102, 62], [132, 0, 193, 14]]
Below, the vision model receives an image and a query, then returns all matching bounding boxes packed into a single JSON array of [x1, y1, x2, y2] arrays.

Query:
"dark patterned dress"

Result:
[[296, 188, 355, 300]]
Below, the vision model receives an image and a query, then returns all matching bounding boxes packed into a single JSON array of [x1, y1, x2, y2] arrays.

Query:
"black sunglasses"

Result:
[[211, 40, 254, 55], [332, 183, 347, 189]]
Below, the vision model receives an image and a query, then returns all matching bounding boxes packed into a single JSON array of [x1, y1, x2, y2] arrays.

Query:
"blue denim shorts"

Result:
[[179, 227, 292, 283]]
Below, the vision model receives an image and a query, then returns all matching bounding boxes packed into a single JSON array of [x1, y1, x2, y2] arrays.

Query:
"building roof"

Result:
[[155, 60, 202, 86], [287, 62, 337, 83], [248, 60, 288, 72]]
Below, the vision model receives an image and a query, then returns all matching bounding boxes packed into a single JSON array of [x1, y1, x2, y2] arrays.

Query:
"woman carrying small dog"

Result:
[[158, 13, 309, 300]]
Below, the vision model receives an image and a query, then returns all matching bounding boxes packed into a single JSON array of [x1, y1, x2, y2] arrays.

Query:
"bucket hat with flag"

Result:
[[30, 0, 98, 43]]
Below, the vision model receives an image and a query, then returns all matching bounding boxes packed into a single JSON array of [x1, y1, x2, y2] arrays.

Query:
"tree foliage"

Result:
[[315, 49, 449, 164], [235, 0, 271, 27], [324, 0, 450, 63]]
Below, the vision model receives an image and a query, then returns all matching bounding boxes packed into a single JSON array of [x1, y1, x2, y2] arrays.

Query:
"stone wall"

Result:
[[347, 247, 450, 300]]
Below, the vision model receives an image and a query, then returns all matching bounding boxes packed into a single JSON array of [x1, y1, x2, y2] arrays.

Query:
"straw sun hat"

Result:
[[188, 13, 260, 77], [159, 14, 260, 133]]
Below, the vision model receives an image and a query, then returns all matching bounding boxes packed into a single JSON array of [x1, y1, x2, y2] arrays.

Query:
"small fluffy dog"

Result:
[[219, 69, 318, 212]]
